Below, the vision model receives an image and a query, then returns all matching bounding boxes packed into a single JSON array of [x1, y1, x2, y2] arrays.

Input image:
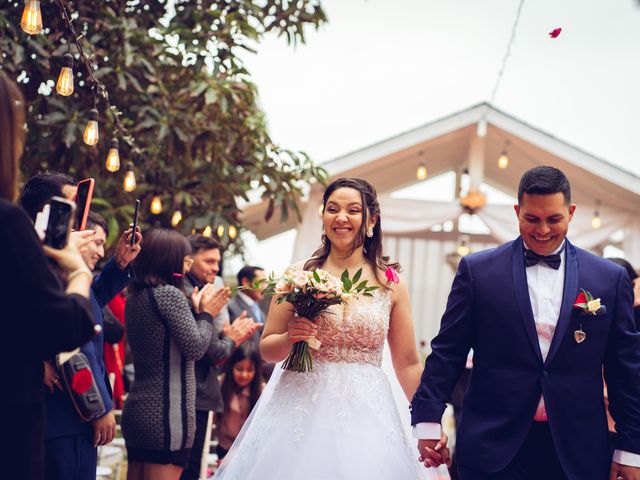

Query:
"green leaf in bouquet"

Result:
[[313, 270, 321, 283], [352, 268, 362, 285], [343, 278, 352, 291]]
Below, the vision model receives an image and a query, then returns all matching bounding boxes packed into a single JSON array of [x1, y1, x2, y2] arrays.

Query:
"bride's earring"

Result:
[[367, 227, 374, 238]]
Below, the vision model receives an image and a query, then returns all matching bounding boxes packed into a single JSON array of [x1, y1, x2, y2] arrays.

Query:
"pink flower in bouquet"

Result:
[[275, 279, 293, 295], [385, 266, 400, 284], [290, 270, 312, 291], [549, 27, 562, 38]]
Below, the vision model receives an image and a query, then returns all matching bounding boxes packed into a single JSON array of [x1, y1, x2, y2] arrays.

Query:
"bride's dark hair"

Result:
[[304, 177, 401, 287]]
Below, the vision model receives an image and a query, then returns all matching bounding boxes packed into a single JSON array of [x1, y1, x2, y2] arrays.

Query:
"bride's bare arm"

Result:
[[387, 276, 424, 402], [260, 296, 318, 363]]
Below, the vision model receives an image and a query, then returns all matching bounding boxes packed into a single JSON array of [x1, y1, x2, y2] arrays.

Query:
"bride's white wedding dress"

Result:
[[214, 284, 448, 479]]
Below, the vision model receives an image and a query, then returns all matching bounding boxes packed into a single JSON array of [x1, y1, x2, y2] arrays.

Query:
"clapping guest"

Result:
[[0, 70, 96, 480], [180, 235, 258, 480], [122, 229, 228, 480]]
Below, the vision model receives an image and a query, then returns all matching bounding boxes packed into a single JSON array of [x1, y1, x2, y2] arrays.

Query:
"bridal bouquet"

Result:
[[260, 268, 378, 372]]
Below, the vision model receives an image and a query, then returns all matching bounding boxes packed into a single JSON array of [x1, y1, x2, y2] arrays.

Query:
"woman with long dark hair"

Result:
[[0, 71, 96, 480], [122, 229, 229, 480], [214, 178, 446, 479]]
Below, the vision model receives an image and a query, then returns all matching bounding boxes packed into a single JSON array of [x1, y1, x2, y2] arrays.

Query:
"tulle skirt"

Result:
[[214, 361, 447, 480]]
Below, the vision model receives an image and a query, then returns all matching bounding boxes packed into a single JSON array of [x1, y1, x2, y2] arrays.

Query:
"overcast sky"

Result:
[[235, 0, 640, 274]]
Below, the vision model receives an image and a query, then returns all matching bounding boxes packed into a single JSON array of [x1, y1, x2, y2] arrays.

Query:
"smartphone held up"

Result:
[[43, 197, 76, 249]]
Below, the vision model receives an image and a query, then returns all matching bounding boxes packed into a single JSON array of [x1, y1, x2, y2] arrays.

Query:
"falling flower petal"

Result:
[[549, 27, 562, 38]]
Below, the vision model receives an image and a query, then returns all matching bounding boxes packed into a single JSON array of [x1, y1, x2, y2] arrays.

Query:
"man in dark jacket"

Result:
[[180, 235, 258, 480], [43, 212, 141, 480]]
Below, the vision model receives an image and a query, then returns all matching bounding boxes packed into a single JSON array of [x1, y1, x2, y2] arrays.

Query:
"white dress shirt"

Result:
[[413, 241, 640, 467]]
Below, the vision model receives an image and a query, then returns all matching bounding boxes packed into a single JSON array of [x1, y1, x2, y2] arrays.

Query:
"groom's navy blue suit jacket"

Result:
[[411, 237, 640, 479]]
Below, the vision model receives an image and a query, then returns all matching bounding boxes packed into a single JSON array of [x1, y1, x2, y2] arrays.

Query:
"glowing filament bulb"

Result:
[[150, 195, 163, 215], [498, 152, 509, 169], [105, 138, 120, 172], [203, 225, 212, 237], [123, 163, 136, 192], [416, 164, 428, 180], [228, 225, 237, 239], [83, 109, 99, 146], [56, 53, 74, 96], [217, 225, 225, 237], [592, 213, 602, 229], [171, 210, 183, 227], [21, 0, 43, 35]]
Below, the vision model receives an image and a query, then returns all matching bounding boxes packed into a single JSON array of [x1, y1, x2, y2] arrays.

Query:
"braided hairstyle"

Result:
[[304, 177, 401, 287]]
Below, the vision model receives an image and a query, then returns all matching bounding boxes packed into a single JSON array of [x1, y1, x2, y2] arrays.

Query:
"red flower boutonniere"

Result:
[[385, 267, 400, 285], [573, 289, 604, 315]]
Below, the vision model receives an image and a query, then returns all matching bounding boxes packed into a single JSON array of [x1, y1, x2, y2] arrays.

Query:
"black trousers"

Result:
[[45, 432, 96, 480], [458, 422, 568, 480], [1, 402, 45, 480], [180, 409, 211, 480]]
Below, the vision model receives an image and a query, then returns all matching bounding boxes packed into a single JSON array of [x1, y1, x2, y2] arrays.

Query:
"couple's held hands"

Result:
[[223, 311, 261, 347], [418, 432, 451, 469], [610, 462, 640, 480], [287, 317, 318, 344], [191, 284, 230, 317]]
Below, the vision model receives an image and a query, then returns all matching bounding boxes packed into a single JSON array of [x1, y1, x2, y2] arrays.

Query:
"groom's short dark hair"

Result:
[[517, 166, 571, 205]]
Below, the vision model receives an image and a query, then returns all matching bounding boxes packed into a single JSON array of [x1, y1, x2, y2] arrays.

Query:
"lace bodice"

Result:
[[313, 288, 391, 366]]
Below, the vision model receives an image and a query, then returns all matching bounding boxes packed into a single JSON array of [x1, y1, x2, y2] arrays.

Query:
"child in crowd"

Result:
[[216, 343, 263, 460]]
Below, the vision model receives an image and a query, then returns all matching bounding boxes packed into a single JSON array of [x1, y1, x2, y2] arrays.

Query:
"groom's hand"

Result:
[[418, 432, 451, 468], [610, 462, 640, 480]]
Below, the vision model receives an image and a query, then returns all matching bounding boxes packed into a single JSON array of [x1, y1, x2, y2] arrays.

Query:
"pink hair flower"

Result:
[[549, 27, 562, 38], [172, 273, 183, 278], [385, 267, 400, 284]]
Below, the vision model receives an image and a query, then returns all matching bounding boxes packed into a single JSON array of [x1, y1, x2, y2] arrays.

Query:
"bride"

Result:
[[214, 178, 450, 479]]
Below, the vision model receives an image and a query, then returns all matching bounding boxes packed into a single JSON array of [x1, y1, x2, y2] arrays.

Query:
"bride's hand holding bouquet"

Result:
[[259, 268, 377, 372]]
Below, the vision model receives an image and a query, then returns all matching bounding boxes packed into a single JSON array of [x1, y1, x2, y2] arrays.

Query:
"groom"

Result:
[[412, 166, 640, 479]]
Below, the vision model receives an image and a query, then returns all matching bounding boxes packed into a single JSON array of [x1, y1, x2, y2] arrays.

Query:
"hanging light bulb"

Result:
[[203, 225, 212, 237], [83, 109, 99, 146], [497, 151, 509, 169], [416, 164, 428, 181], [457, 237, 471, 257], [150, 195, 163, 215], [591, 201, 602, 229], [123, 162, 136, 192], [171, 210, 183, 227], [105, 138, 120, 172], [217, 225, 225, 237], [21, 0, 43, 35], [56, 53, 74, 96], [228, 225, 237, 239]]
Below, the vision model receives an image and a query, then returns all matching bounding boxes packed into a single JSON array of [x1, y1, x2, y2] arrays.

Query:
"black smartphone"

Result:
[[130, 199, 140, 246], [75, 178, 95, 231], [44, 197, 76, 249]]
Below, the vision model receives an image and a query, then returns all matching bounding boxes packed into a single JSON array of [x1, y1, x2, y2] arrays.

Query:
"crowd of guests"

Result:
[[0, 70, 269, 480]]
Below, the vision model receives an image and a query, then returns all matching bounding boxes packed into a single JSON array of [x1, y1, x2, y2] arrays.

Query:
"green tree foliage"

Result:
[[0, 0, 328, 244]]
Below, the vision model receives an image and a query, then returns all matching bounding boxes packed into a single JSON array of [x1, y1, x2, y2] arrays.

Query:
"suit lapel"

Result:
[[544, 240, 578, 367], [512, 238, 543, 364]]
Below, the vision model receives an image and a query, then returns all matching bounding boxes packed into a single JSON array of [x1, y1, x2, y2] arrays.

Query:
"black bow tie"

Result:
[[524, 246, 564, 270]]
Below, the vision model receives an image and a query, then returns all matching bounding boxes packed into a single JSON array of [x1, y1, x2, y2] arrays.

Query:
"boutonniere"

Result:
[[573, 289, 604, 315], [572, 289, 606, 344]]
